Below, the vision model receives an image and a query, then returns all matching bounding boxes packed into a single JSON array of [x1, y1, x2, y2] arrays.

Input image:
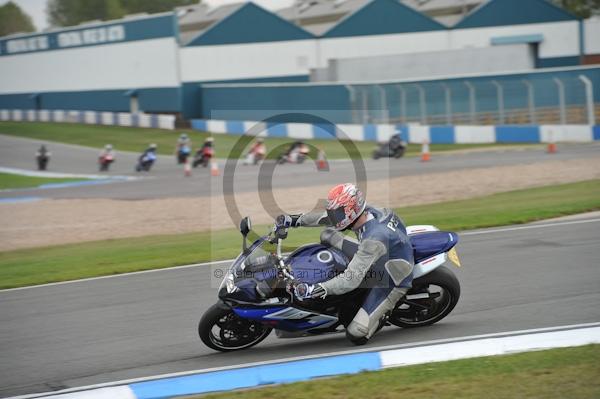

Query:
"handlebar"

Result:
[[268, 223, 294, 282]]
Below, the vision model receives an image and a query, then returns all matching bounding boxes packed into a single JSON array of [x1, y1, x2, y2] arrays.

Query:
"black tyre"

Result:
[[389, 266, 460, 328], [199, 303, 272, 352], [372, 150, 380, 160]]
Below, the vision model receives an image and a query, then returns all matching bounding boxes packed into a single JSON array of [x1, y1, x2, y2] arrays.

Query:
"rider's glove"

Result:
[[293, 282, 327, 301]]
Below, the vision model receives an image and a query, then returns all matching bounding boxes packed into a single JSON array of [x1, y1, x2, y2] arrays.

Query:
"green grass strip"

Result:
[[0, 121, 532, 160], [198, 345, 600, 399], [0, 180, 598, 289], [0, 172, 88, 190]]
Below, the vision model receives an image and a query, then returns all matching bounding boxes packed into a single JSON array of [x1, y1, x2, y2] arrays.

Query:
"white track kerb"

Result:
[[9, 323, 600, 399]]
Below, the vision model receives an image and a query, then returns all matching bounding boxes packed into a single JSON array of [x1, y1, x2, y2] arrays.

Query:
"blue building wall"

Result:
[[0, 14, 177, 56], [196, 67, 600, 123], [182, 75, 310, 119], [0, 87, 180, 113]]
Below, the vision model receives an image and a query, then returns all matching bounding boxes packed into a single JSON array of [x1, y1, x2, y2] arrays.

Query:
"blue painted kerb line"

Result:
[[130, 352, 381, 399]]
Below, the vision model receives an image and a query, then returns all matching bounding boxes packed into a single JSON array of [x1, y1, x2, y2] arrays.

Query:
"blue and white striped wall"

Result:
[[0, 109, 176, 130], [191, 119, 600, 143], [11, 323, 600, 399]]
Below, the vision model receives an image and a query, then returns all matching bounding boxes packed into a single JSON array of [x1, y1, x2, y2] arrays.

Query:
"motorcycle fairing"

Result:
[[411, 231, 458, 263], [233, 305, 338, 331], [286, 244, 349, 285]]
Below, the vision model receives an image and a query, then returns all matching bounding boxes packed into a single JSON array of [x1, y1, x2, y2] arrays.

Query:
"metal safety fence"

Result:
[[347, 74, 598, 126]]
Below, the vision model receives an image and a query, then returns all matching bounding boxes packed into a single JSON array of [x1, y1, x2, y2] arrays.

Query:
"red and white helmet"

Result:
[[326, 183, 366, 230]]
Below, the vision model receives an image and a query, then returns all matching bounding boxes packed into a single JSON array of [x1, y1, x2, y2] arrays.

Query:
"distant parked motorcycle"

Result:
[[373, 134, 406, 160], [36, 145, 51, 171]]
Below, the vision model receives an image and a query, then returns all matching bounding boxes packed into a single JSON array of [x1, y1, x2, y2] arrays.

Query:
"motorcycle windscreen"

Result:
[[326, 207, 346, 228]]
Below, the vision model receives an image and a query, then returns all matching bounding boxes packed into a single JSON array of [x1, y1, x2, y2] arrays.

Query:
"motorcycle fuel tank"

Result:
[[287, 244, 349, 285]]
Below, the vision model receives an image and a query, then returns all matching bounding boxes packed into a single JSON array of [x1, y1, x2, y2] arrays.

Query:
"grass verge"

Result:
[[198, 345, 600, 399], [0, 172, 88, 190], [0, 121, 531, 160], [0, 180, 598, 289]]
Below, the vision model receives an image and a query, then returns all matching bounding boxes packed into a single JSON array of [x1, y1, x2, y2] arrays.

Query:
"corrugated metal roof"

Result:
[[178, 2, 245, 44], [184, 2, 313, 46], [276, 0, 485, 32], [322, 0, 446, 38], [455, 0, 577, 29]]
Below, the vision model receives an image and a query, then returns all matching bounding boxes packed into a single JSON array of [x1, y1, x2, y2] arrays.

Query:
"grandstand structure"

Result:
[[0, 0, 599, 126]]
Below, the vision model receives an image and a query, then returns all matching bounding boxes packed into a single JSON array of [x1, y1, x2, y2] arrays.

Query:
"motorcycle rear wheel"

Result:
[[389, 266, 460, 328], [199, 303, 272, 352]]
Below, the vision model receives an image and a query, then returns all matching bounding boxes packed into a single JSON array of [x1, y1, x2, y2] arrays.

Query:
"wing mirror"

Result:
[[240, 217, 251, 237]]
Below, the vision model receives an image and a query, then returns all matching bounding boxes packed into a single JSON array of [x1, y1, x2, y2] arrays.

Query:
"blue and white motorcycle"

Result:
[[199, 217, 462, 352]]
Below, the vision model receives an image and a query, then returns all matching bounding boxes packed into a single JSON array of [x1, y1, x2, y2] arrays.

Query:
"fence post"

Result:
[[345, 85, 357, 124], [360, 86, 369, 124], [376, 85, 389, 124], [397, 85, 407, 124], [578, 75, 596, 125], [491, 80, 505, 124], [415, 84, 427, 125], [464, 81, 476, 124], [441, 83, 452, 125], [553, 77, 566, 125], [522, 79, 536, 124]]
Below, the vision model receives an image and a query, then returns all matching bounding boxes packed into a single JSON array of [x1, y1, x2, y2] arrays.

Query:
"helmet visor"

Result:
[[326, 207, 347, 228]]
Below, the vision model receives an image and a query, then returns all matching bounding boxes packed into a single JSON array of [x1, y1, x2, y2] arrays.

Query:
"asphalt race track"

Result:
[[1, 217, 599, 397], [1, 134, 599, 200]]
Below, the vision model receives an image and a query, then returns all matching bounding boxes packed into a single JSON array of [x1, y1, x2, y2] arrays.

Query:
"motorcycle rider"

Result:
[[175, 133, 192, 164], [276, 183, 414, 345], [98, 144, 115, 171], [389, 133, 404, 152], [279, 140, 308, 164], [193, 137, 214, 165], [244, 137, 266, 165], [136, 143, 157, 171], [36, 145, 51, 170]]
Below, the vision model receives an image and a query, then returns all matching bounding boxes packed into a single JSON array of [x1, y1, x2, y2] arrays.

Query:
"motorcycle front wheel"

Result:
[[199, 303, 272, 352], [389, 266, 460, 328]]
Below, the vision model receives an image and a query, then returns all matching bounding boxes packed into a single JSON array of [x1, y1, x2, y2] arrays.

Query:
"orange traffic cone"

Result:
[[547, 130, 557, 154], [184, 158, 192, 177], [210, 160, 220, 176], [317, 148, 329, 171], [420, 141, 431, 162]]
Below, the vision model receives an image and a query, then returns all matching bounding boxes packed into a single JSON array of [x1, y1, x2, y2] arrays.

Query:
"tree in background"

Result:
[[47, 0, 200, 27], [0, 1, 36, 35], [551, 0, 600, 18], [121, 0, 199, 14]]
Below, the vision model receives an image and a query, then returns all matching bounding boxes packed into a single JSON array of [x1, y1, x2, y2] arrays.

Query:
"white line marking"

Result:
[[8, 322, 600, 399], [461, 218, 600, 236], [2, 217, 598, 292], [0, 259, 235, 293]]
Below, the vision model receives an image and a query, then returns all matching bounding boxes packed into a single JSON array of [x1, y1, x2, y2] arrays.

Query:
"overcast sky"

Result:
[[2, 0, 295, 31]]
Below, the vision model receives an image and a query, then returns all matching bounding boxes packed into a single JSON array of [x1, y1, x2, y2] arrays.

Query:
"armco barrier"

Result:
[[191, 119, 600, 144], [11, 323, 600, 399], [0, 109, 176, 130]]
